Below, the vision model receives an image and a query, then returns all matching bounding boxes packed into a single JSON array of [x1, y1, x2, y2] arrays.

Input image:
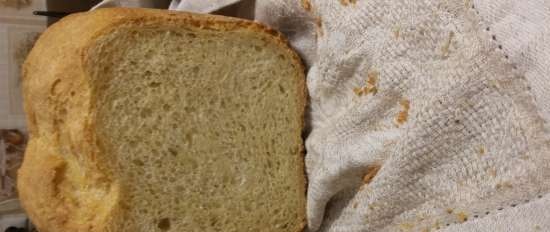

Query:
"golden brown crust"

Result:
[[18, 7, 306, 232]]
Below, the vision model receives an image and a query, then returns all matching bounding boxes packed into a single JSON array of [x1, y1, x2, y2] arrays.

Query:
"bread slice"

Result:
[[17, 8, 306, 232]]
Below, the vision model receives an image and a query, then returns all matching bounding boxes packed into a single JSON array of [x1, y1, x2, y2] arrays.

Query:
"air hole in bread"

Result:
[[254, 45, 262, 52], [157, 218, 171, 231], [184, 106, 196, 113], [278, 84, 286, 94], [148, 82, 161, 87], [132, 159, 144, 166]]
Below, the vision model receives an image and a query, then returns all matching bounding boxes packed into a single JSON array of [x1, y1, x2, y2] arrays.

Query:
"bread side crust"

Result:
[[18, 8, 307, 232]]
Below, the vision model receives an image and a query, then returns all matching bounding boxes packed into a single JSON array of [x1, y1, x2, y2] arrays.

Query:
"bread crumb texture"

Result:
[[362, 165, 381, 185], [301, 0, 312, 12], [340, 0, 357, 6], [353, 70, 378, 96], [18, 8, 306, 232], [396, 99, 410, 126], [315, 16, 323, 37], [455, 211, 468, 222]]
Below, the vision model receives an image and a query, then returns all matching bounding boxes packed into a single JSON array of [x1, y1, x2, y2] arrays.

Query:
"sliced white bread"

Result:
[[18, 8, 306, 232]]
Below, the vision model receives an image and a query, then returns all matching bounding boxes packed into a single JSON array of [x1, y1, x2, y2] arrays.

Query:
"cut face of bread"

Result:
[[17, 8, 306, 232]]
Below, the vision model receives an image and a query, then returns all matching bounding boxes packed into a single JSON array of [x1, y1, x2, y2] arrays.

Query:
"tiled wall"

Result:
[[0, 0, 47, 131]]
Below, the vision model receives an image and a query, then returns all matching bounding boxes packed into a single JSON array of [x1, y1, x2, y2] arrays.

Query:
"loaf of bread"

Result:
[[17, 8, 306, 232]]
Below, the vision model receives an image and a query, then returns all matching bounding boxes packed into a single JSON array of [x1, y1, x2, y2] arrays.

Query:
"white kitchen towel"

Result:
[[168, 0, 241, 13], [472, 0, 550, 132], [94, 0, 550, 231], [253, 1, 550, 231], [440, 193, 550, 232]]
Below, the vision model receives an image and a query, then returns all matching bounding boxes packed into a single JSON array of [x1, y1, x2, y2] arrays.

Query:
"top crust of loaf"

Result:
[[18, 8, 306, 232]]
